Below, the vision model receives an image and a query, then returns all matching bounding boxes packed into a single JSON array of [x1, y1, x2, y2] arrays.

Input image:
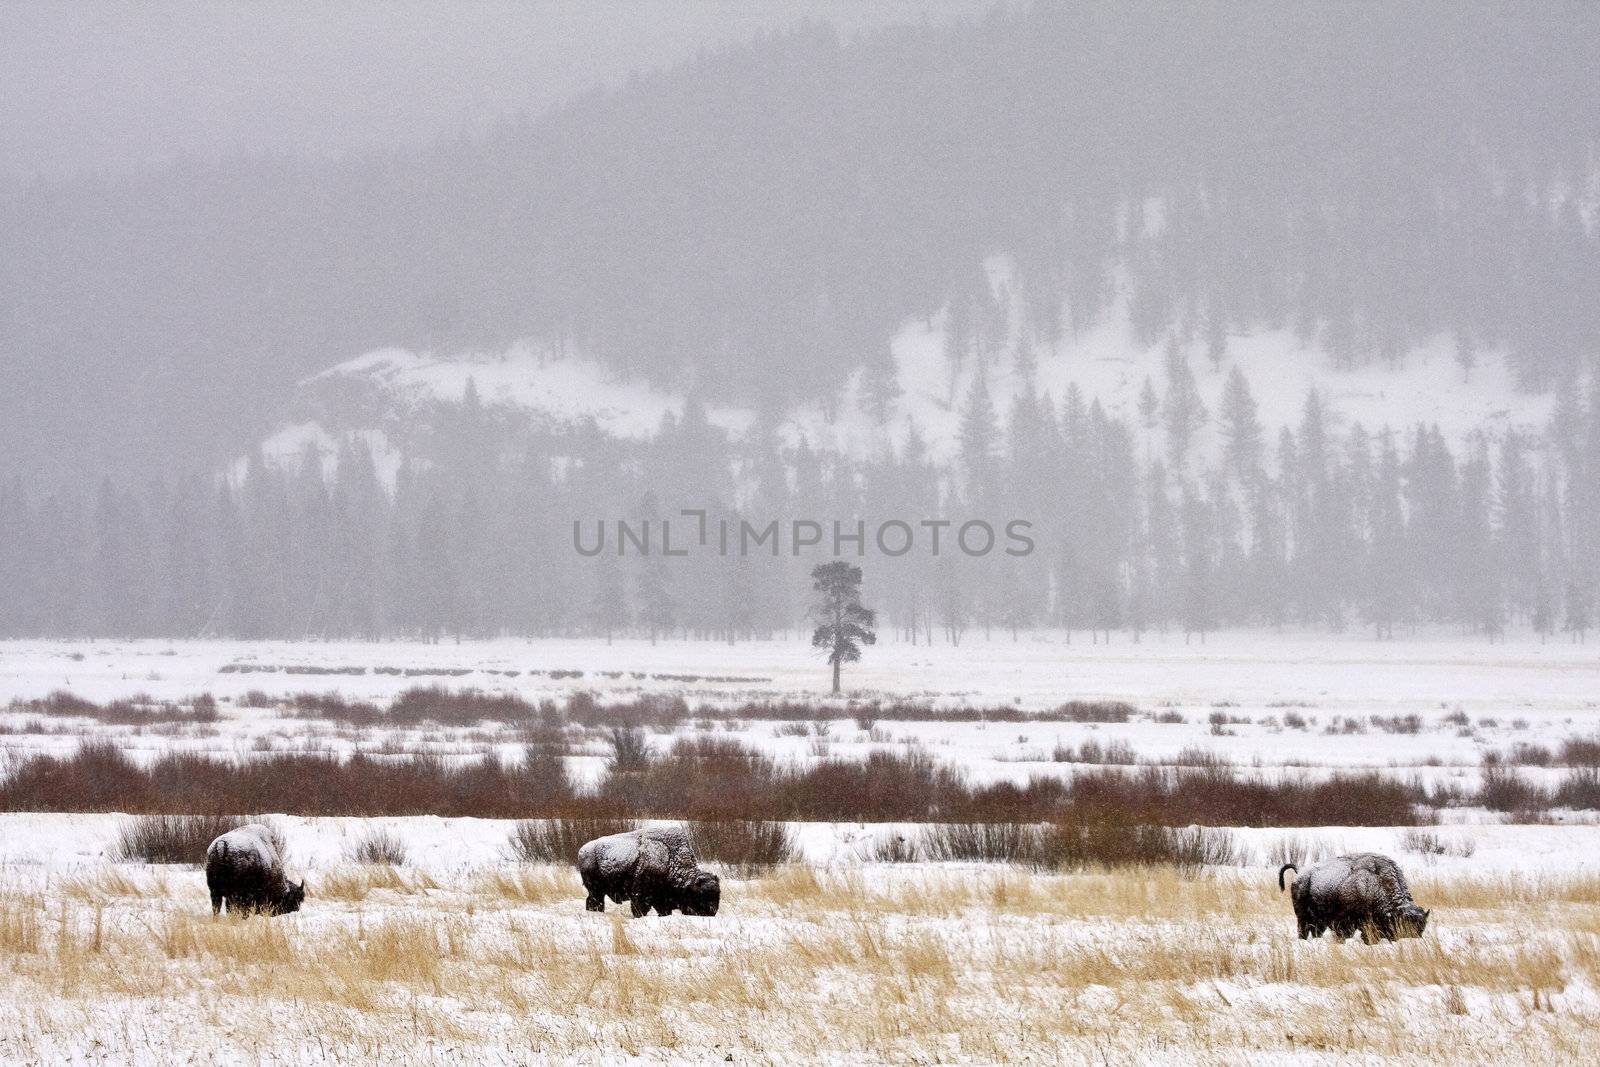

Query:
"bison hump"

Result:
[[579, 830, 644, 881], [1305, 856, 1357, 897], [639, 825, 699, 869], [208, 824, 282, 870]]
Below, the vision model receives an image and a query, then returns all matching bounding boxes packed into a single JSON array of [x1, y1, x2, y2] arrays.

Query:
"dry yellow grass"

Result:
[[312, 864, 442, 902], [1, 863, 1597, 1064]]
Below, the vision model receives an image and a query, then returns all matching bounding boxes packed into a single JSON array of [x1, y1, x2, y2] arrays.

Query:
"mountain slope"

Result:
[[5, 2, 1597, 479]]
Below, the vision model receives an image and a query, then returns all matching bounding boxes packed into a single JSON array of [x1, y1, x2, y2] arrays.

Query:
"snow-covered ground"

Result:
[[2, 632, 1596, 794], [10, 629, 1600, 711], [3, 812, 1598, 878], [2, 817, 1597, 1064], [5, 634, 1600, 1062]]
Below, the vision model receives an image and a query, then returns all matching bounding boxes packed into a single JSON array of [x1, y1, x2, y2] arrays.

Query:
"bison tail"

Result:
[[1278, 863, 1298, 892]]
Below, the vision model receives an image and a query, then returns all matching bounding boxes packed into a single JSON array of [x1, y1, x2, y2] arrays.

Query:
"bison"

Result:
[[205, 823, 305, 917], [1278, 852, 1429, 943], [577, 825, 720, 917]]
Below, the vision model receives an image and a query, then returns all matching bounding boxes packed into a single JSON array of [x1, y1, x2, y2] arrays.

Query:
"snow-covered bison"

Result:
[[577, 825, 721, 917], [1278, 853, 1429, 943], [205, 824, 305, 917]]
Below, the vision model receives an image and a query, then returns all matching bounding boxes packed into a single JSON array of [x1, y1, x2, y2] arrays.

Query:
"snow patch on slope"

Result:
[[255, 265, 1555, 476]]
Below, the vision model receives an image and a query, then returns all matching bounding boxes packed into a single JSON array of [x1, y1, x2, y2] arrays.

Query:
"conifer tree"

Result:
[[1162, 338, 1207, 470], [1219, 365, 1263, 481], [810, 560, 876, 694]]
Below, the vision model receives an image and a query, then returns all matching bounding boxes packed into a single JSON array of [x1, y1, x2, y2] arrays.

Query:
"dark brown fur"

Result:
[[577, 827, 720, 918], [1281, 853, 1429, 943], [205, 824, 305, 917]]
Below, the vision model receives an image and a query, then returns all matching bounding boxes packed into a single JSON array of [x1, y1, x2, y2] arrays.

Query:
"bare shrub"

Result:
[[1478, 764, 1551, 812], [110, 814, 247, 864], [859, 828, 925, 863], [10, 691, 221, 725], [1505, 743, 1554, 767], [1153, 710, 1186, 725], [1559, 738, 1600, 767], [1556, 768, 1600, 809], [1401, 829, 1476, 858], [1034, 820, 1241, 872], [507, 818, 638, 864], [291, 691, 382, 725], [1053, 701, 1134, 723], [686, 820, 799, 873], [606, 726, 653, 772], [388, 687, 534, 726], [923, 823, 1045, 864], [1169, 747, 1232, 769], [1163, 826, 1242, 869], [344, 826, 409, 865], [1371, 714, 1423, 735], [1056, 739, 1138, 764], [1266, 833, 1315, 867]]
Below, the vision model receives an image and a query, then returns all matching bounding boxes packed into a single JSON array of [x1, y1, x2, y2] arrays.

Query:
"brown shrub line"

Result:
[[279, 687, 1137, 728], [6, 691, 219, 725], [0, 735, 1453, 826]]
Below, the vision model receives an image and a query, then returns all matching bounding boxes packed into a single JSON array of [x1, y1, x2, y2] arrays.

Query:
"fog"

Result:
[[1, 0, 989, 182], [1, 2, 1598, 643]]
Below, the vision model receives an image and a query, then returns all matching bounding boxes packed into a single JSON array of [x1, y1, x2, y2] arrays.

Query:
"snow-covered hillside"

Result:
[[256, 267, 1556, 478]]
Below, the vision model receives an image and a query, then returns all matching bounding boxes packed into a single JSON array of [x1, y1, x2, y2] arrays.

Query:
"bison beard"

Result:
[[577, 827, 721, 918], [205, 824, 305, 917]]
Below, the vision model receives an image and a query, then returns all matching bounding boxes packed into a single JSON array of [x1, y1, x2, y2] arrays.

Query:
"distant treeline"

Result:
[[2, 354, 1598, 643]]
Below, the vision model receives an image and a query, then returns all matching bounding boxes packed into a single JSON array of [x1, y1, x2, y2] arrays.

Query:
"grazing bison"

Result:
[[577, 825, 720, 917], [1278, 852, 1429, 943], [205, 823, 305, 917]]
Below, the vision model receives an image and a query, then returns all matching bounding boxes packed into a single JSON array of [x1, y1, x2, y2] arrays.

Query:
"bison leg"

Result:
[[211, 892, 224, 916], [630, 896, 650, 918], [585, 894, 605, 912]]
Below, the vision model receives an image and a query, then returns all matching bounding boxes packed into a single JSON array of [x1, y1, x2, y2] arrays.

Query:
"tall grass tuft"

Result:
[[344, 826, 409, 865]]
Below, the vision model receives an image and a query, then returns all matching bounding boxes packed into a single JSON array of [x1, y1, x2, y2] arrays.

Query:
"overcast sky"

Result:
[[1, 0, 992, 183]]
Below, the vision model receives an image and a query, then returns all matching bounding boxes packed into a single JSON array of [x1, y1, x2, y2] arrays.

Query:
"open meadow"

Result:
[[3, 632, 1600, 1063], [1, 823, 1598, 1064]]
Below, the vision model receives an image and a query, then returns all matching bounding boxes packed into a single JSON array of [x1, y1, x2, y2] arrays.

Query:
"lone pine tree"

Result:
[[811, 560, 876, 695]]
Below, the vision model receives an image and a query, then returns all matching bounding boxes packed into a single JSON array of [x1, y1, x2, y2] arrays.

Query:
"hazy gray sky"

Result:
[[1, 0, 991, 182]]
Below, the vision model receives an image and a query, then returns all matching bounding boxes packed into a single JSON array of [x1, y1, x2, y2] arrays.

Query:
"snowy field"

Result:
[[2, 814, 1599, 1064], [3, 631, 1599, 795], [4, 634, 1600, 1062]]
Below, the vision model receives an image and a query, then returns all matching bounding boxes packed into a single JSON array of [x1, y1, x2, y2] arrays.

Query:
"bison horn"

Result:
[[1277, 863, 1298, 891]]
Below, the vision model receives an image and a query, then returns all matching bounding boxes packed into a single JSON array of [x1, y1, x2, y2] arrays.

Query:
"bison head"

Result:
[[680, 870, 720, 916], [274, 880, 306, 915], [1394, 903, 1429, 938]]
